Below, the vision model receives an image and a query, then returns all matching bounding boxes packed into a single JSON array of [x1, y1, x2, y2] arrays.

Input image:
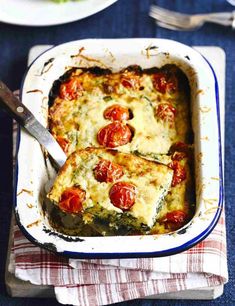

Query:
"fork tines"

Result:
[[149, 5, 196, 30]]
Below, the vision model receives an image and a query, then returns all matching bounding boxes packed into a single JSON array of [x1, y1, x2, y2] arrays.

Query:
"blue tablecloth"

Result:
[[0, 0, 234, 305]]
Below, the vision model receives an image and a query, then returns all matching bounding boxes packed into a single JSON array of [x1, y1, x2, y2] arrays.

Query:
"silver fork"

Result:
[[149, 5, 235, 31]]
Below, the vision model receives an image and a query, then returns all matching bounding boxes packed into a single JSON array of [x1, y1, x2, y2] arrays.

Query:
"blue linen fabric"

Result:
[[0, 0, 234, 305]]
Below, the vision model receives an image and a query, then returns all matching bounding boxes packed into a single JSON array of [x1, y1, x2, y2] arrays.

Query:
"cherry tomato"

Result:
[[170, 141, 191, 155], [121, 75, 140, 90], [94, 159, 124, 183], [170, 141, 188, 152], [97, 121, 132, 148], [168, 160, 187, 187], [59, 77, 83, 100], [56, 136, 69, 154], [109, 182, 136, 211], [170, 142, 192, 160], [166, 76, 178, 93], [103, 104, 130, 121], [153, 72, 178, 94], [162, 210, 187, 229], [59, 187, 86, 214], [155, 103, 176, 123], [172, 152, 186, 161]]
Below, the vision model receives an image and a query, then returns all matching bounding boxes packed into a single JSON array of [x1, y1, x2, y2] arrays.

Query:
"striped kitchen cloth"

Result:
[[10, 120, 228, 306]]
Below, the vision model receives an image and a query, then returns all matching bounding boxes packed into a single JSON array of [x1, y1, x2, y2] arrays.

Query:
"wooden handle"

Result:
[[0, 81, 33, 125]]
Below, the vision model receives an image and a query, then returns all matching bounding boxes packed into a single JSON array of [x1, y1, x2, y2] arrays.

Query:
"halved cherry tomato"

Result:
[[155, 103, 176, 123], [104, 104, 130, 121], [109, 182, 136, 211], [94, 159, 124, 183], [168, 160, 187, 187], [97, 121, 132, 148], [59, 77, 83, 100], [153, 72, 178, 94], [162, 210, 187, 230], [56, 136, 69, 154], [59, 187, 86, 214]]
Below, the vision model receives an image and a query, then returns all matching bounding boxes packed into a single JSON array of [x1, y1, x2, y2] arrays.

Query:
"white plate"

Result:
[[0, 0, 118, 27]]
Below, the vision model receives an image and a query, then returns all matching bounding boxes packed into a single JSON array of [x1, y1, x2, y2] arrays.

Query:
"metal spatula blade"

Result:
[[0, 80, 67, 169]]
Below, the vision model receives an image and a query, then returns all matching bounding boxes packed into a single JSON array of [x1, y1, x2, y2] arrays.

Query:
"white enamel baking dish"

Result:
[[15, 39, 223, 258]]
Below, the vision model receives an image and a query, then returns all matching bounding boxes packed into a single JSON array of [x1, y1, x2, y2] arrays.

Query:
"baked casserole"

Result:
[[47, 64, 195, 235]]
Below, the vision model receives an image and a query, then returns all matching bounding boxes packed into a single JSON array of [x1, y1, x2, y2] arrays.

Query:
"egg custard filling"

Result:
[[47, 64, 195, 235]]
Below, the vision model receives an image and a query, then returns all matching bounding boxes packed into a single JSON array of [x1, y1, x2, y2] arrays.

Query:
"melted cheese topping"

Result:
[[49, 67, 190, 156], [48, 148, 173, 228], [48, 65, 194, 235]]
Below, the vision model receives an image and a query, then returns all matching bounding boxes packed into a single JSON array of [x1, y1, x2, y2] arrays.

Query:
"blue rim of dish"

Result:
[[14, 41, 223, 259]]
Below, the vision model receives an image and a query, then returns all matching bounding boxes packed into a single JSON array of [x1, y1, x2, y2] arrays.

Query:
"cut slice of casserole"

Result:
[[47, 148, 173, 234]]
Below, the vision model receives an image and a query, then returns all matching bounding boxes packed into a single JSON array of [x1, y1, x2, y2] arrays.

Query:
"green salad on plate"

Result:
[[52, 0, 80, 3]]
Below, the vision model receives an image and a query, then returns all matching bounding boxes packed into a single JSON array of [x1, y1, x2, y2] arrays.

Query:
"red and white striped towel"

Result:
[[10, 120, 228, 306]]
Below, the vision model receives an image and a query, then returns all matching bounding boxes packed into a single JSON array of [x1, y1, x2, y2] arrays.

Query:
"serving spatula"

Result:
[[0, 80, 67, 169]]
